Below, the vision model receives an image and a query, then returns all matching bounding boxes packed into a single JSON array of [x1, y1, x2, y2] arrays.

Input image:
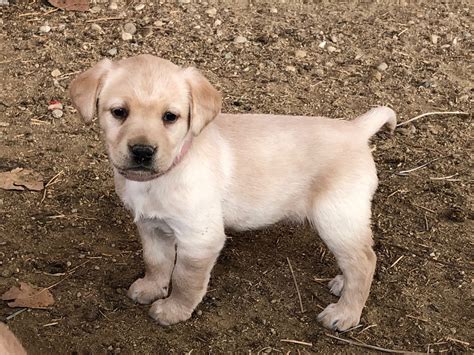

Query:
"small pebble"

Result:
[[234, 35, 248, 44], [295, 49, 306, 58], [94, 265, 100, 270], [327, 45, 337, 53], [213, 19, 222, 27], [270, 7, 278, 13], [76, 292, 82, 298], [66, 261, 72, 267], [205, 8, 217, 17], [107, 48, 118, 56], [1, 269, 12, 278], [330, 34, 338, 43], [285, 65, 296, 73], [224, 52, 233, 59], [89, 6, 101, 14], [197, 310, 202, 316], [318, 40, 326, 49], [153, 20, 164, 27], [39, 25, 51, 33], [377, 62, 388, 71], [431, 34, 439, 44], [123, 22, 136, 35], [51, 69, 61, 77], [90, 23, 103, 33], [135, 3, 145, 11], [373, 71, 382, 81], [122, 32, 133, 41], [109, 2, 118, 10], [52, 109, 63, 118], [0, 121, 10, 127]]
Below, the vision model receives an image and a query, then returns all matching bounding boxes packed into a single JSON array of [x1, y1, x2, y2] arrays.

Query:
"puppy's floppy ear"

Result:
[[183, 67, 222, 136], [69, 59, 113, 124]]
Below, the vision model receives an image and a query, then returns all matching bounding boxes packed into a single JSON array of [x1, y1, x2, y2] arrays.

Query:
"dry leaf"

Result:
[[0, 168, 44, 191], [1, 282, 54, 309], [47, 0, 89, 11]]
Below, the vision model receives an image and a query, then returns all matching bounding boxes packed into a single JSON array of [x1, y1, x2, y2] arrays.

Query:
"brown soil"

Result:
[[0, 1, 473, 354]]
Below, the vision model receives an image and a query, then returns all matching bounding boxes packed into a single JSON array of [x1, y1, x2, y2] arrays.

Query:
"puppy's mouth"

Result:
[[115, 165, 163, 182]]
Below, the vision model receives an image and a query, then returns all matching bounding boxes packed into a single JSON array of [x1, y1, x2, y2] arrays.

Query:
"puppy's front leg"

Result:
[[149, 225, 225, 325], [128, 221, 176, 304]]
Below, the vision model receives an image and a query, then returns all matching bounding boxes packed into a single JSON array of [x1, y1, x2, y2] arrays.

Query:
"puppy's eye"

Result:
[[111, 107, 128, 119], [162, 111, 178, 123]]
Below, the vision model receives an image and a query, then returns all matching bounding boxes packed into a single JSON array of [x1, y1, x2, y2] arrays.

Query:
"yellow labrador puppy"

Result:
[[70, 54, 396, 331]]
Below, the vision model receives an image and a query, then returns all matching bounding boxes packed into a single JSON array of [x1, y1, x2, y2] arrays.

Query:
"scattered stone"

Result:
[[58, 24, 66, 31], [327, 45, 337, 53], [52, 109, 63, 118], [51, 69, 61, 77], [224, 52, 233, 59], [234, 35, 248, 44], [295, 49, 306, 58], [285, 65, 296, 73], [48, 102, 63, 110], [377, 62, 388, 71], [134, 3, 145, 11], [270, 7, 278, 13], [205, 8, 217, 17], [89, 6, 101, 14], [90, 23, 103, 33], [122, 32, 133, 41], [373, 71, 382, 81], [76, 292, 82, 298], [431, 34, 439, 44], [107, 47, 118, 56], [179, 0, 191, 3], [0, 122, 10, 127], [153, 20, 164, 27], [123, 22, 137, 35], [452, 37, 459, 46], [318, 41, 326, 49], [109, 2, 118, 10], [66, 261, 72, 267], [330, 34, 338, 43], [197, 310, 202, 316], [39, 25, 51, 33], [214, 19, 222, 27]]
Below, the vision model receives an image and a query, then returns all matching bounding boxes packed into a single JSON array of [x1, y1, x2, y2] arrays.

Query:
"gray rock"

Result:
[[108, 48, 118, 56], [52, 109, 63, 118], [377, 62, 388, 71], [90, 23, 103, 33], [39, 25, 51, 33], [123, 22, 137, 35], [234, 36, 248, 44], [135, 3, 145, 11], [205, 8, 217, 17], [295, 49, 306, 58], [431, 34, 440, 44], [122, 32, 133, 41]]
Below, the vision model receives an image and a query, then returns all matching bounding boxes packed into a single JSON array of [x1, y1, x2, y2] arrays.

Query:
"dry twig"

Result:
[[396, 111, 469, 127], [280, 339, 313, 347], [85, 16, 124, 23], [325, 334, 418, 354], [286, 257, 304, 313], [396, 158, 442, 176]]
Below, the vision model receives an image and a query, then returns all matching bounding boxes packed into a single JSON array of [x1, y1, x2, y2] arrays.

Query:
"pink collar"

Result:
[[170, 135, 193, 170]]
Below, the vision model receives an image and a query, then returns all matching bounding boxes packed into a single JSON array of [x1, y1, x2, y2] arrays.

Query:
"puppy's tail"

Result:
[[353, 106, 397, 139]]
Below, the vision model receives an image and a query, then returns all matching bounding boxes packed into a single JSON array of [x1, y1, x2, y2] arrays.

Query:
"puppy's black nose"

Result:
[[129, 144, 156, 164]]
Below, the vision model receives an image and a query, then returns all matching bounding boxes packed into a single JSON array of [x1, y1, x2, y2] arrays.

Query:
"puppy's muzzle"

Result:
[[129, 144, 156, 166]]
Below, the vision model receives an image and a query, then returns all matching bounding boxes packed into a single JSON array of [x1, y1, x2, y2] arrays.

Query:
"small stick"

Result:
[[396, 111, 469, 127], [358, 324, 377, 334], [41, 170, 64, 203], [411, 203, 435, 214], [430, 173, 459, 180], [339, 324, 363, 334], [388, 255, 404, 269], [325, 334, 416, 354], [397, 28, 408, 37], [6, 308, 27, 320], [280, 339, 313, 347], [42, 322, 59, 327], [286, 257, 304, 313], [396, 158, 442, 176], [42, 8, 59, 16], [446, 337, 470, 346], [85, 16, 124, 23]]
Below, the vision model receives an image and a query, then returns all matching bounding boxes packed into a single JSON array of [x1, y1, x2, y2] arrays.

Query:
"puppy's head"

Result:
[[70, 54, 221, 181]]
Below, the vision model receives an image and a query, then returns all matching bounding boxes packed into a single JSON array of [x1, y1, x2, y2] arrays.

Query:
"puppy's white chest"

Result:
[[120, 180, 167, 222]]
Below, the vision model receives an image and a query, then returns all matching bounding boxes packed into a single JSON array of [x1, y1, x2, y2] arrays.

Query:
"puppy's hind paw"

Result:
[[317, 302, 361, 331], [149, 298, 193, 326], [128, 277, 168, 305], [328, 275, 344, 297]]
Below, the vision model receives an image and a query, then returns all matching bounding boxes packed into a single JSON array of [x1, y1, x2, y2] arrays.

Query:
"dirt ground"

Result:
[[0, 0, 473, 354]]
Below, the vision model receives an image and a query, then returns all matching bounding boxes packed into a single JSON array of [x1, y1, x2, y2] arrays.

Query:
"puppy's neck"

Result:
[[171, 134, 193, 169]]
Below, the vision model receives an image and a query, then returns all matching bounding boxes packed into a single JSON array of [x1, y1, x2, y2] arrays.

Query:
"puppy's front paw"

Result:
[[328, 275, 344, 296], [127, 277, 168, 305], [149, 298, 193, 326], [317, 302, 361, 331]]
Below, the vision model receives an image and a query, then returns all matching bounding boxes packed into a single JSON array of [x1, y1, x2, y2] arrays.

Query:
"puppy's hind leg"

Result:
[[311, 179, 377, 331]]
